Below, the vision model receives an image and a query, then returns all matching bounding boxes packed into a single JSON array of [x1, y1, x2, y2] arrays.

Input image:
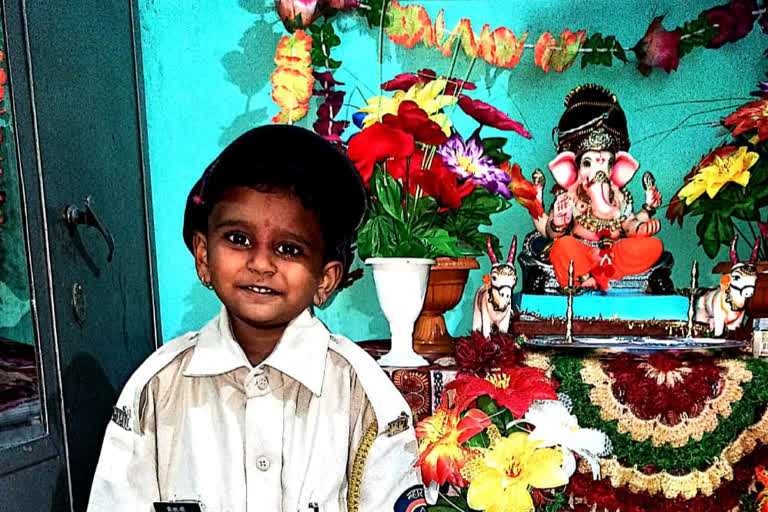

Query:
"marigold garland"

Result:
[[553, 356, 768, 471], [581, 359, 752, 447], [270, 30, 315, 124]]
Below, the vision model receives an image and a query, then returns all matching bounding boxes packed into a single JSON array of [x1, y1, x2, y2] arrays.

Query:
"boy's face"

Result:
[[193, 187, 342, 338]]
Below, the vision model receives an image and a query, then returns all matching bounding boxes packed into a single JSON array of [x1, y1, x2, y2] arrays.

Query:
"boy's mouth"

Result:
[[242, 285, 280, 295]]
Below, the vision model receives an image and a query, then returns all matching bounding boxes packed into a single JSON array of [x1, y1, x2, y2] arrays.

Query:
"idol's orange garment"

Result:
[[550, 235, 663, 291]]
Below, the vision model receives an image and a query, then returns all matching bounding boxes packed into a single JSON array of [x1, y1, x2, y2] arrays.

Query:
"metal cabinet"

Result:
[[0, 1, 159, 510]]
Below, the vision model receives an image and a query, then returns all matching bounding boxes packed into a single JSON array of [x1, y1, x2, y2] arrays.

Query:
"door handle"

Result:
[[64, 196, 115, 262]]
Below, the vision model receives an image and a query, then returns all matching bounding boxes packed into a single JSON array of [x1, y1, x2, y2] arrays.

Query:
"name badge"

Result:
[[153, 501, 203, 512]]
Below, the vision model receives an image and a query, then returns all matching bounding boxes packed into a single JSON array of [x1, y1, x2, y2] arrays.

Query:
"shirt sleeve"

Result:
[[86, 377, 160, 512], [347, 378, 427, 512]]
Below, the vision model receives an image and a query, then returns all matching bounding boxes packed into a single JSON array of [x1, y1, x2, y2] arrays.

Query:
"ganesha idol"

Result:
[[518, 84, 675, 295]]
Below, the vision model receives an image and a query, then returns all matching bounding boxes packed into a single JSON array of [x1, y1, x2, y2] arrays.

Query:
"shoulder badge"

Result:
[[385, 411, 409, 437], [111, 405, 132, 431], [393, 485, 427, 512]]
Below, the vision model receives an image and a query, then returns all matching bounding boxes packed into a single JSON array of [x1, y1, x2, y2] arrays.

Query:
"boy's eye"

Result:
[[276, 243, 303, 257], [226, 232, 251, 247]]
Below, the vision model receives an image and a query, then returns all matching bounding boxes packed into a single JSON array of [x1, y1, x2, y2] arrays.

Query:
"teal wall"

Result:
[[139, 0, 767, 342]]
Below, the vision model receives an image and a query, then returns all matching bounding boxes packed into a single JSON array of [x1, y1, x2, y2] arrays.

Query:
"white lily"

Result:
[[509, 395, 611, 479]]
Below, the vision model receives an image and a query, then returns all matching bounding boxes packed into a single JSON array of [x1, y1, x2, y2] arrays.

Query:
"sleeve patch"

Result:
[[111, 405, 132, 431], [385, 411, 410, 437], [394, 485, 427, 512]]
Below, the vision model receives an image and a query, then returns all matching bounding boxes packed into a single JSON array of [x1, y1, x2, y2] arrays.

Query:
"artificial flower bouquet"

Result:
[[666, 80, 768, 260], [345, 69, 530, 260], [414, 333, 611, 512]]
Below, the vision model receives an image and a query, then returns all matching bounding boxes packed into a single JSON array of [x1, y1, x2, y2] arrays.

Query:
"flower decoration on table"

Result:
[[666, 81, 768, 260], [346, 69, 530, 260], [414, 354, 612, 512]]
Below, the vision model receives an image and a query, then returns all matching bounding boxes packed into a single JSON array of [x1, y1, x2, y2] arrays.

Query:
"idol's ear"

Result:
[[548, 151, 577, 189], [610, 151, 639, 187]]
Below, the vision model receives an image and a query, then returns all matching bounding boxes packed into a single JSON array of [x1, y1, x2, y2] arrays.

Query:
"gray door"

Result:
[[0, 1, 159, 511]]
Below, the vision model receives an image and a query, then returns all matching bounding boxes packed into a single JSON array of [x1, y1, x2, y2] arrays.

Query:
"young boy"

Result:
[[87, 125, 427, 512]]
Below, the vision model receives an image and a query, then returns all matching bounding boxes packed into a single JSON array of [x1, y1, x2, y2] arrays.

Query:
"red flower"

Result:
[[705, 0, 758, 49], [458, 95, 531, 138], [381, 68, 476, 96], [632, 16, 681, 76], [447, 367, 558, 417], [346, 123, 414, 184], [312, 71, 344, 91], [724, 98, 768, 140], [455, 331, 524, 376], [406, 150, 473, 210], [382, 101, 448, 146], [415, 402, 490, 486], [505, 162, 545, 219]]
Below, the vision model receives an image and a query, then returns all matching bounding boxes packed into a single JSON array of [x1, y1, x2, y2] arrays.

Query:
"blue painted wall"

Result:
[[138, 0, 767, 342]]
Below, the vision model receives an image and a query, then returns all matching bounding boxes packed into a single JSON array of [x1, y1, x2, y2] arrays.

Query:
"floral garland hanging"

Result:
[[270, 29, 315, 124], [382, 0, 763, 75], [274, 0, 767, 84]]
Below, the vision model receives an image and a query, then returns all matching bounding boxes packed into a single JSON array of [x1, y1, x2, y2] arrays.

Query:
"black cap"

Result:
[[182, 124, 367, 261]]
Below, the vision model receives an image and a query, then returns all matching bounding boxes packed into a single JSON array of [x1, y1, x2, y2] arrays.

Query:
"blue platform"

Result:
[[514, 290, 689, 321]]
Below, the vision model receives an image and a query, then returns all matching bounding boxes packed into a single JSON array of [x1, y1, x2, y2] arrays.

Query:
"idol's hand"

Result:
[[553, 192, 572, 227]]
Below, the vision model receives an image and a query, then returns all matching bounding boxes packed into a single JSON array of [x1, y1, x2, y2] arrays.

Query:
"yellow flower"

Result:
[[678, 146, 758, 205], [460, 425, 568, 512], [358, 79, 458, 135]]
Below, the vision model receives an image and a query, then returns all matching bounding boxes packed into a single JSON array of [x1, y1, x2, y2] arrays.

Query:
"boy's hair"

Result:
[[182, 125, 367, 289]]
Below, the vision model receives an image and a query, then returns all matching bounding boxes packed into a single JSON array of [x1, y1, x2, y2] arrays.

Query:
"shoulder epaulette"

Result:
[[117, 331, 199, 434], [327, 334, 412, 437]]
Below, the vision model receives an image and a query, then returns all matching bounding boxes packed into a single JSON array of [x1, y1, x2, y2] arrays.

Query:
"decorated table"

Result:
[[360, 336, 768, 511]]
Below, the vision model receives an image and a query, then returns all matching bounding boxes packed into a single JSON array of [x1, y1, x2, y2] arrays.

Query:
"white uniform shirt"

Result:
[[87, 308, 426, 512]]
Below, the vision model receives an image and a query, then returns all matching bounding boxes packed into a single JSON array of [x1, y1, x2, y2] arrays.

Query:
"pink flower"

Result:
[[457, 96, 531, 138], [705, 0, 758, 49], [381, 69, 476, 96], [325, 0, 360, 9], [275, 0, 321, 32], [632, 16, 681, 76]]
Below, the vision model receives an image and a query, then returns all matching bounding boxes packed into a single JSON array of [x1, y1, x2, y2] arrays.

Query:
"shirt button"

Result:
[[256, 375, 269, 390], [256, 456, 270, 471]]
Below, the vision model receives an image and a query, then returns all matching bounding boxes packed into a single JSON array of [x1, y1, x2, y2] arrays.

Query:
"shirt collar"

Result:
[[184, 307, 329, 396]]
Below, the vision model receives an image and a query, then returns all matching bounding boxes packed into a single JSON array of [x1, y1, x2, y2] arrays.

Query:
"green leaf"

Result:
[[371, 169, 404, 222], [481, 137, 507, 152], [482, 137, 511, 164], [697, 213, 734, 259], [678, 12, 719, 58], [420, 229, 464, 257], [434, 494, 468, 510], [581, 33, 612, 68], [362, 0, 392, 28], [465, 430, 490, 448]]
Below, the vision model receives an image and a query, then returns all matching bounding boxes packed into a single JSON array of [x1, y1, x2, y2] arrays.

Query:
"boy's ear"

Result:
[[314, 261, 344, 307], [192, 230, 211, 286]]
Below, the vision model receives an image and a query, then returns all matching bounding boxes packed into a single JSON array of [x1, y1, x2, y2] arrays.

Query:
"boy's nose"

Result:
[[246, 247, 277, 274]]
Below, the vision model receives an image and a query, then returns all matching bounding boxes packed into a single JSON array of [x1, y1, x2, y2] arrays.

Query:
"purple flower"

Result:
[[437, 133, 512, 198]]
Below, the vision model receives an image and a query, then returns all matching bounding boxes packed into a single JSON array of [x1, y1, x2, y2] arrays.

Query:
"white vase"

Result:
[[366, 257, 435, 367]]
